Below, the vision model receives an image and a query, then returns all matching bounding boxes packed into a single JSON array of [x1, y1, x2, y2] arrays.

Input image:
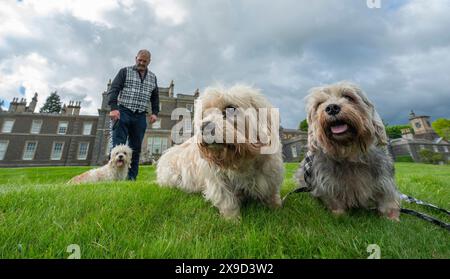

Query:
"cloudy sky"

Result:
[[0, 0, 449, 128]]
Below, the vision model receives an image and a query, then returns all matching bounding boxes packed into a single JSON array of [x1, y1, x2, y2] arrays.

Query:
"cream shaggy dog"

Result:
[[295, 81, 401, 220], [157, 85, 284, 219], [68, 144, 132, 184]]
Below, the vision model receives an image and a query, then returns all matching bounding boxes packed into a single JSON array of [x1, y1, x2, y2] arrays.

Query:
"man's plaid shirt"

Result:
[[108, 65, 160, 115]]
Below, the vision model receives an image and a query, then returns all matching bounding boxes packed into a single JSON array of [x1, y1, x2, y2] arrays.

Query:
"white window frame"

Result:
[[22, 141, 38, 160], [77, 142, 90, 160], [82, 122, 93, 135], [0, 140, 9, 160], [152, 119, 161, 129], [50, 142, 65, 160], [57, 121, 69, 135], [420, 145, 426, 150], [444, 146, 449, 153], [30, 119, 43, 134], [433, 145, 439, 152], [2, 119, 15, 133], [291, 145, 298, 158]]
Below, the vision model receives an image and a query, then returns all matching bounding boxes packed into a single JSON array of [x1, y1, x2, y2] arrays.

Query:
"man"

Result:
[[107, 49, 159, 180]]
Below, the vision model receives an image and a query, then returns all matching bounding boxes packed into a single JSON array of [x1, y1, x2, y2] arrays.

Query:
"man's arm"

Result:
[[150, 77, 160, 116], [108, 68, 126, 111]]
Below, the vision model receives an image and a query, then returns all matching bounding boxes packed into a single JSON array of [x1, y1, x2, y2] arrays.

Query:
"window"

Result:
[[77, 142, 89, 160], [152, 119, 161, 129], [433, 145, 439, 152], [2, 119, 15, 133], [23, 141, 38, 160], [50, 142, 64, 160], [420, 145, 426, 150], [82, 122, 93, 135], [57, 121, 69, 135], [415, 122, 421, 128], [186, 104, 193, 113], [444, 146, 449, 153], [291, 145, 298, 158], [30, 120, 43, 134], [147, 137, 168, 155], [0, 140, 8, 160]]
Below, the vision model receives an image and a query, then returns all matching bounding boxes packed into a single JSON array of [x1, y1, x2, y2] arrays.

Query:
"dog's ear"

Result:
[[371, 110, 388, 145], [305, 89, 320, 152], [356, 87, 388, 146]]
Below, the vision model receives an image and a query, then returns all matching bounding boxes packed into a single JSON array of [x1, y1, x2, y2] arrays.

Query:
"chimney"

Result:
[[15, 98, 27, 113], [73, 101, 81, 116], [101, 80, 111, 110], [8, 98, 18, 112], [26, 92, 38, 113], [168, 80, 174, 97]]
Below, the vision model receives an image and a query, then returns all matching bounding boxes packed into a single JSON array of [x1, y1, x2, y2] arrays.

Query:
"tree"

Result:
[[298, 119, 308, 131], [385, 124, 412, 139], [40, 91, 62, 113], [432, 118, 450, 140]]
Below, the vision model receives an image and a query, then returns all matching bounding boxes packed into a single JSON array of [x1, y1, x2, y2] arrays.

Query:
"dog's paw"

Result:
[[386, 209, 400, 222], [267, 195, 283, 209], [331, 208, 346, 216], [220, 208, 241, 221]]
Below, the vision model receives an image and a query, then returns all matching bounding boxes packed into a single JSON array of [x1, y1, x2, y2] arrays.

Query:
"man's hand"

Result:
[[109, 110, 120, 121], [148, 114, 158, 124]]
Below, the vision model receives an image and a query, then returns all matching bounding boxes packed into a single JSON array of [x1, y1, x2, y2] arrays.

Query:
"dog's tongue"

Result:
[[117, 160, 124, 166], [331, 124, 348, 134]]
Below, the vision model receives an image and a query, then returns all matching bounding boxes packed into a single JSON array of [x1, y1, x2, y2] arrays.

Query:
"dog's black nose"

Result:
[[201, 121, 215, 135], [118, 155, 124, 159], [325, 104, 341, 116]]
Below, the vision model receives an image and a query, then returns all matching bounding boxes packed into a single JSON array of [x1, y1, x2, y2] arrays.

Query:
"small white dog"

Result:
[[157, 85, 284, 219], [68, 144, 132, 184]]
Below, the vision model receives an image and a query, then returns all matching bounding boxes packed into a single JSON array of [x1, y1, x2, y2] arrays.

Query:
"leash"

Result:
[[283, 152, 450, 232]]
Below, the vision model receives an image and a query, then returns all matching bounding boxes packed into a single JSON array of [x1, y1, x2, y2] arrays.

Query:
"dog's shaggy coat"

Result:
[[295, 81, 401, 220], [157, 85, 284, 219]]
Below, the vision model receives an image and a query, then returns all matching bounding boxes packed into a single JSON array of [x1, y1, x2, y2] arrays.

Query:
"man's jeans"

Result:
[[112, 106, 147, 180]]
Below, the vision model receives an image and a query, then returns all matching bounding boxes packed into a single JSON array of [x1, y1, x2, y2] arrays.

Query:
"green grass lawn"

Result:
[[0, 163, 448, 259]]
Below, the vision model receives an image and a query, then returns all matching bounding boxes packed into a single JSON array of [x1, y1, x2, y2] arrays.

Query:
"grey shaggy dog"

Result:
[[295, 81, 401, 220]]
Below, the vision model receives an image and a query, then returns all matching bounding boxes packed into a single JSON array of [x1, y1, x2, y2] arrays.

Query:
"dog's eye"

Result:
[[123, 152, 127, 155], [315, 102, 323, 110], [344, 95, 355, 102]]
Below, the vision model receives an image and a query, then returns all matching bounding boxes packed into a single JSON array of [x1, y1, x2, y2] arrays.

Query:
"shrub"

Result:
[[395, 155, 414, 162], [419, 149, 445, 164]]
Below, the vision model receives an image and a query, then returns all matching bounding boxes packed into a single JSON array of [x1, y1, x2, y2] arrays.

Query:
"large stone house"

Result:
[[389, 111, 450, 163], [0, 94, 98, 167], [280, 127, 307, 162], [0, 80, 198, 167]]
